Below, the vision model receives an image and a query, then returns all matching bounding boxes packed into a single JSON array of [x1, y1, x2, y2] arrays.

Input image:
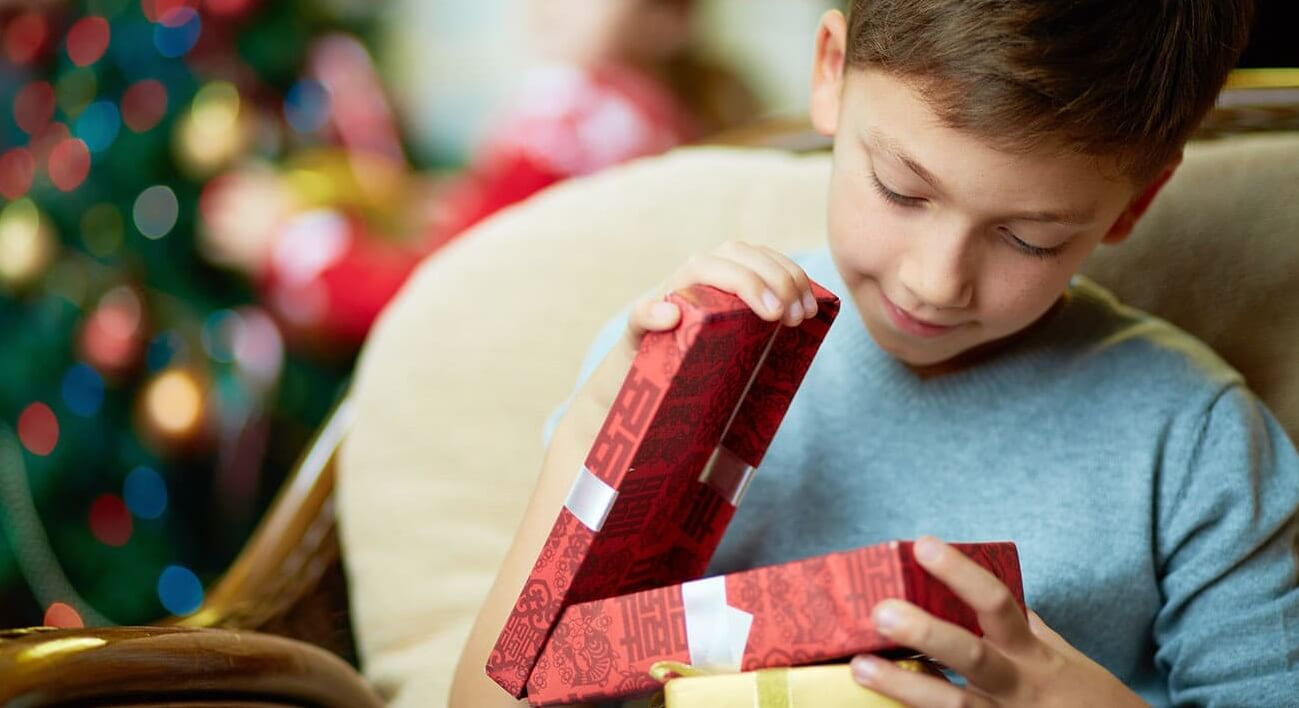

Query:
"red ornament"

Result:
[[263, 211, 419, 345], [17, 402, 59, 456], [122, 79, 169, 133], [0, 148, 35, 200], [66, 16, 110, 67], [3, 12, 48, 65], [13, 81, 55, 136], [48, 138, 91, 192], [43, 603, 85, 629], [89, 494, 133, 547]]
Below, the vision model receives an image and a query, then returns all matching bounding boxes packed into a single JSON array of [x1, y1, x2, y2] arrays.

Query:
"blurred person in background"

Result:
[[425, 0, 758, 247]]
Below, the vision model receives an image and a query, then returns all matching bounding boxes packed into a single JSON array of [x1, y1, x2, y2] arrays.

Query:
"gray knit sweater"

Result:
[[558, 247, 1299, 706]]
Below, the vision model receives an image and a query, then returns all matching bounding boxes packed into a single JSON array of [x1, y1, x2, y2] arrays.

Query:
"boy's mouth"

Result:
[[880, 293, 960, 338]]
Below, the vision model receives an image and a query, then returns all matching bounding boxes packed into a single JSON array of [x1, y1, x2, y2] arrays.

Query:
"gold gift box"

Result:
[[650, 659, 938, 708]]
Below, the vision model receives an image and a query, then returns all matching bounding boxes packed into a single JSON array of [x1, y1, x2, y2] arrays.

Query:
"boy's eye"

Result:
[[870, 174, 926, 208], [998, 227, 1065, 260]]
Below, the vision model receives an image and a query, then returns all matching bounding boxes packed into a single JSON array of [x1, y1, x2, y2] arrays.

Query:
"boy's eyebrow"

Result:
[[865, 129, 1096, 226], [865, 129, 944, 191]]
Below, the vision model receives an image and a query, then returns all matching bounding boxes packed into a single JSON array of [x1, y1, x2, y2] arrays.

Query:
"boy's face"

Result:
[[810, 12, 1175, 371]]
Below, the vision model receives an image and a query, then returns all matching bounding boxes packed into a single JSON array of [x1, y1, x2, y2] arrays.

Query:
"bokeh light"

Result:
[[30, 122, 71, 164], [176, 81, 248, 175], [89, 494, 133, 546], [55, 68, 98, 118], [121, 79, 168, 133], [18, 402, 59, 457], [147, 331, 186, 371], [42, 602, 85, 629], [205, 0, 255, 17], [62, 363, 106, 417], [48, 138, 92, 192], [0, 149, 36, 200], [154, 7, 201, 58], [14, 81, 56, 136], [133, 185, 179, 239], [124, 466, 168, 519], [81, 286, 145, 374], [98, 286, 144, 338], [67, 16, 111, 67], [201, 309, 239, 363], [232, 307, 284, 389], [143, 369, 204, 439], [4, 12, 48, 65], [157, 564, 203, 616], [75, 100, 122, 153], [0, 199, 56, 289], [142, 0, 197, 23], [81, 203, 125, 258], [283, 79, 331, 134]]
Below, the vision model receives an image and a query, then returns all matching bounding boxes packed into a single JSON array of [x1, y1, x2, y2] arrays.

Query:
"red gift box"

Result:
[[486, 284, 841, 698], [527, 540, 1025, 706]]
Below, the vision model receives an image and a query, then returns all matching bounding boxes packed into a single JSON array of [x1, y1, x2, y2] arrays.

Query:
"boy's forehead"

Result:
[[841, 70, 1133, 213]]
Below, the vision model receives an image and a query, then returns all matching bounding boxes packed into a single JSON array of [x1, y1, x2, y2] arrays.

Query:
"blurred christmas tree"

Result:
[[0, 0, 423, 628]]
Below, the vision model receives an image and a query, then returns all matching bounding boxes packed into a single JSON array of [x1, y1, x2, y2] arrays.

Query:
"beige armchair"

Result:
[[3, 73, 1297, 707]]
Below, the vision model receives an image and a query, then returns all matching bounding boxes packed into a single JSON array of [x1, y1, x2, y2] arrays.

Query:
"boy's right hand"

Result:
[[587, 240, 819, 408], [450, 241, 817, 706]]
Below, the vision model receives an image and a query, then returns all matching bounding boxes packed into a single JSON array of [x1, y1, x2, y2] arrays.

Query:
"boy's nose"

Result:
[[897, 231, 975, 311]]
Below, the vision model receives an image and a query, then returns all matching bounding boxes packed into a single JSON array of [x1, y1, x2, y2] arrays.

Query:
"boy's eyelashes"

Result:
[[868, 172, 1066, 261], [870, 173, 927, 208], [997, 226, 1065, 260]]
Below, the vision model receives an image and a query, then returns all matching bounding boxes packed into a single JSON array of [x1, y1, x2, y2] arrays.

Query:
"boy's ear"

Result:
[[810, 10, 848, 137], [1102, 155, 1183, 244]]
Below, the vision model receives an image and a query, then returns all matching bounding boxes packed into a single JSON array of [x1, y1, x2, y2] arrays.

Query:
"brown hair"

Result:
[[845, 0, 1255, 181]]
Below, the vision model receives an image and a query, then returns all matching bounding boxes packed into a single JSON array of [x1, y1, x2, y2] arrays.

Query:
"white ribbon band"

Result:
[[564, 465, 618, 532], [698, 446, 756, 507], [681, 576, 753, 673]]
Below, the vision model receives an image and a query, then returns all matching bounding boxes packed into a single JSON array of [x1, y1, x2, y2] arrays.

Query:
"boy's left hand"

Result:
[[851, 536, 1149, 707]]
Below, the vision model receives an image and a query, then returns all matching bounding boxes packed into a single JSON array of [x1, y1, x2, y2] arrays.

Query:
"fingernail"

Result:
[[788, 300, 804, 321], [851, 656, 879, 682], [916, 537, 943, 563], [650, 302, 677, 322], [803, 292, 817, 316], [761, 289, 781, 315], [873, 604, 901, 633]]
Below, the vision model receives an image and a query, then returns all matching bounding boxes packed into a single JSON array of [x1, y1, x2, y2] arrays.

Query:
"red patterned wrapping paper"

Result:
[[487, 284, 841, 698], [526, 541, 1024, 706]]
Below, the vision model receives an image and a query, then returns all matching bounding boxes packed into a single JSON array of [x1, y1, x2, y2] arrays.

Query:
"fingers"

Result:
[[913, 536, 1033, 650], [758, 245, 819, 319], [871, 599, 1018, 694], [664, 241, 816, 327], [852, 655, 999, 708]]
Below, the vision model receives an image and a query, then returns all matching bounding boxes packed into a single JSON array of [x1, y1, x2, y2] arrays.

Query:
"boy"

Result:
[[454, 1, 1299, 705]]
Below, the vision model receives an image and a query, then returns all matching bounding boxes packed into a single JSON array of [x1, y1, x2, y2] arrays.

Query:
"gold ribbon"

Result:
[[650, 661, 791, 708], [650, 658, 942, 708]]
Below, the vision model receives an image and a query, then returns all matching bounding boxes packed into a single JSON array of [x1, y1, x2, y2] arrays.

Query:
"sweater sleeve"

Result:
[[1153, 384, 1299, 706]]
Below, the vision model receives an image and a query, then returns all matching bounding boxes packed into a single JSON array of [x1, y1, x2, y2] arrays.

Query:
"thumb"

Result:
[[627, 297, 681, 341], [1027, 610, 1088, 660]]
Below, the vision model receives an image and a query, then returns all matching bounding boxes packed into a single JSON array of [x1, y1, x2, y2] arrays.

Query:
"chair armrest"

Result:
[[174, 399, 354, 635], [0, 626, 383, 707]]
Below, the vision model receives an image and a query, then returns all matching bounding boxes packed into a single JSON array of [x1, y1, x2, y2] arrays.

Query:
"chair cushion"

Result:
[[337, 147, 829, 705], [338, 134, 1299, 705], [1081, 132, 1299, 442]]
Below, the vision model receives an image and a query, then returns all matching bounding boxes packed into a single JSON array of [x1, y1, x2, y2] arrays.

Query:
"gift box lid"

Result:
[[527, 540, 1024, 706], [487, 283, 841, 697]]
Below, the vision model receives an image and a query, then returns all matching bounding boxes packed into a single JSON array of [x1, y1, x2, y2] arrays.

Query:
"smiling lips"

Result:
[[881, 293, 961, 338]]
